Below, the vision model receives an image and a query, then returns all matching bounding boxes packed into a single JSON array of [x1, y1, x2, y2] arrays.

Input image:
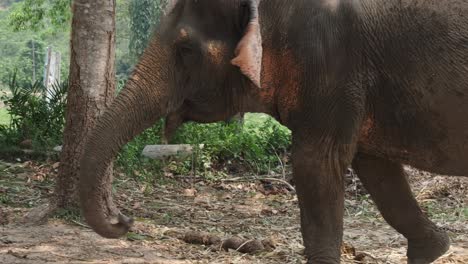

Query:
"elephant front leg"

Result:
[[162, 111, 184, 144], [293, 143, 351, 264]]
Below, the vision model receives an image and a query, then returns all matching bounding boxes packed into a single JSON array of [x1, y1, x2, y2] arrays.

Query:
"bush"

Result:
[[117, 114, 292, 181], [0, 73, 67, 150]]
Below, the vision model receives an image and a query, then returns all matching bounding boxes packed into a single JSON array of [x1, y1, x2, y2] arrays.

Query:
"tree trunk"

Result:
[[54, 0, 117, 209]]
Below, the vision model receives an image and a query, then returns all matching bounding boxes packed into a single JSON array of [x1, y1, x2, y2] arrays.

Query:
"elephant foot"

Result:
[[407, 229, 450, 264], [306, 259, 339, 264]]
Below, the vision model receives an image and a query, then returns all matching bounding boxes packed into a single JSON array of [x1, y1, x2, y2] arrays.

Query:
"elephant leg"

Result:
[[352, 153, 450, 264], [293, 144, 350, 264], [162, 111, 184, 144]]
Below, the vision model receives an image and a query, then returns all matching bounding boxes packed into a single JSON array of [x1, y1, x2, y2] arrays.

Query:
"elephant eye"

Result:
[[177, 41, 194, 55], [178, 41, 194, 53], [175, 40, 201, 66]]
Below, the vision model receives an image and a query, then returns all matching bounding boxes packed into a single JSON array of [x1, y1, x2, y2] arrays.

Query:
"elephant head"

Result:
[[79, 0, 268, 238]]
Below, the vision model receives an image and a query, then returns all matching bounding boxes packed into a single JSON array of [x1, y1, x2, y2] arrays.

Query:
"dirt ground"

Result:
[[1, 160, 467, 263]]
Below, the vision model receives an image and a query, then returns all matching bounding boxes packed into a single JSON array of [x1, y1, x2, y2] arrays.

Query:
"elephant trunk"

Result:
[[79, 43, 172, 238]]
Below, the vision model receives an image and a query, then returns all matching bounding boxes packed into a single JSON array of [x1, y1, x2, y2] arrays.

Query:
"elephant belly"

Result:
[[358, 96, 468, 177]]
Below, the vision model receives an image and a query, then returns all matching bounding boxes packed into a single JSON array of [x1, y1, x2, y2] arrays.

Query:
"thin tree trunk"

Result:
[[54, 0, 117, 209], [31, 40, 36, 83]]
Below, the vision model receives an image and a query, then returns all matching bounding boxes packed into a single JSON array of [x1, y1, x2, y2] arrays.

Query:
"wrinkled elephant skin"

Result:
[[80, 0, 468, 263]]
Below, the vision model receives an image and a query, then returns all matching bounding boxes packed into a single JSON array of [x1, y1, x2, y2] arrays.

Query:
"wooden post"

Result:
[[44, 47, 52, 87]]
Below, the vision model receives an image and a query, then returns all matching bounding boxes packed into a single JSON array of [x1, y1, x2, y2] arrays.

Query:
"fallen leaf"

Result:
[[183, 188, 197, 197], [52, 162, 60, 169]]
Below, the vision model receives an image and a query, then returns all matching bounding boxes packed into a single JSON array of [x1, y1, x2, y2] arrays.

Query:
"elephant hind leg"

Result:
[[352, 153, 450, 264]]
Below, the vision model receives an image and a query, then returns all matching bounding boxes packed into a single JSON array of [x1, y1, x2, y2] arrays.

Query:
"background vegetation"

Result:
[[0, 0, 292, 180]]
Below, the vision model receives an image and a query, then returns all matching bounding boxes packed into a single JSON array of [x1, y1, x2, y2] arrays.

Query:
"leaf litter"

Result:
[[0, 160, 466, 263]]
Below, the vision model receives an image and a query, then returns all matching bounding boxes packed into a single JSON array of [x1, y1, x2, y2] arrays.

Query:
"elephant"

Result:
[[79, 0, 468, 263]]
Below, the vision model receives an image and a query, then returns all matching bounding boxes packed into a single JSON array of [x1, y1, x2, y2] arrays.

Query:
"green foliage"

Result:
[[117, 114, 292, 181], [116, 120, 165, 179], [1, 0, 156, 86], [129, 0, 167, 61], [0, 109, 10, 125], [12, 39, 46, 86], [173, 116, 291, 176], [115, 0, 133, 81], [0, 73, 67, 149], [0, 3, 70, 89], [8, 0, 71, 31], [0, 38, 46, 87]]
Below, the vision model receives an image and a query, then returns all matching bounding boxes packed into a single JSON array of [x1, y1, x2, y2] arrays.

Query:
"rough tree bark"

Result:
[[54, 0, 117, 209]]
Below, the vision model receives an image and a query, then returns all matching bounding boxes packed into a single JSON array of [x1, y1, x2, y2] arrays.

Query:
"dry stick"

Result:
[[415, 185, 430, 200], [71, 220, 90, 229], [358, 251, 379, 261], [223, 173, 292, 180], [235, 239, 255, 252], [269, 143, 287, 180]]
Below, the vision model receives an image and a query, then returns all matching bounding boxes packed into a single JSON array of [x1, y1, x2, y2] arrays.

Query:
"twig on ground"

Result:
[[71, 220, 90, 229], [358, 251, 379, 260], [269, 144, 286, 180], [236, 239, 254, 251]]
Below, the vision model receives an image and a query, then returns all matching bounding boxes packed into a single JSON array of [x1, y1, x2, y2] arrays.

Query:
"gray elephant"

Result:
[[79, 0, 468, 263]]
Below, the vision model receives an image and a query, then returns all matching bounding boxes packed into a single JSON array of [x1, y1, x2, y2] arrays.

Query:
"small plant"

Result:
[[0, 72, 67, 150]]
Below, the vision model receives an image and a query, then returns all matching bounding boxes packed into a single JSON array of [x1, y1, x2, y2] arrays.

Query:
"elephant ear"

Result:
[[231, 0, 263, 88]]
